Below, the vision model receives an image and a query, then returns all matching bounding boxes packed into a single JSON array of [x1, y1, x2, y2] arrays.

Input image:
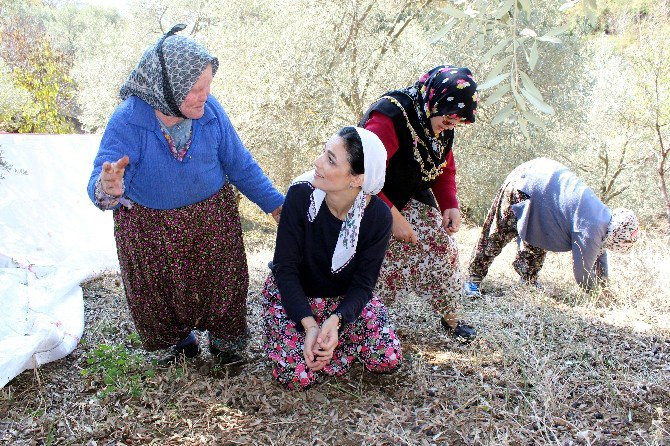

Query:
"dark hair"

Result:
[[337, 126, 364, 175]]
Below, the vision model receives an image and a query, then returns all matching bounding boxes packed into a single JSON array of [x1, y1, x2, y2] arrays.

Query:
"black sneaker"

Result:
[[174, 331, 200, 358], [440, 318, 477, 342]]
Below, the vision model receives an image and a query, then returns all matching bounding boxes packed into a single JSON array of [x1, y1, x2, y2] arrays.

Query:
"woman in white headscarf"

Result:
[[261, 126, 401, 391]]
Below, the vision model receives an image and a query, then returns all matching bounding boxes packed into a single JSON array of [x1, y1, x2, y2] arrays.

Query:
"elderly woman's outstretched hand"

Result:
[[101, 156, 130, 197]]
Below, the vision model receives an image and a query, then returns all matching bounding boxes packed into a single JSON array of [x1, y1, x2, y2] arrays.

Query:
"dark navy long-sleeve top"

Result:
[[272, 182, 392, 326]]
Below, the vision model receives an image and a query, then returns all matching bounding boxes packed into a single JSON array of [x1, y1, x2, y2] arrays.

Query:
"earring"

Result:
[[349, 183, 353, 189]]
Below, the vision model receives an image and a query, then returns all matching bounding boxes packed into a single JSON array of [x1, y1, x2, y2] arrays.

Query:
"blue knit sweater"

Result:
[[87, 95, 283, 212]]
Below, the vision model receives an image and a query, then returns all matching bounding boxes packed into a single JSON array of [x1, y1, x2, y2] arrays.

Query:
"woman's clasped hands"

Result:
[[301, 315, 340, 371]]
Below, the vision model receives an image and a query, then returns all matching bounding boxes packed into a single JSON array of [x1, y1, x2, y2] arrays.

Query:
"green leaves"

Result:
[[430, 18, 458, 44], [559, 1, 578, 12], [482, 83, 511, 107], [479, 72, 510, 91], [490, 101, 515, 125], [518, 69, 551, 111], [528, 41, 539, 69], [81, 335, 153, 398], [482, 38, 512, 64], [431, 0, 583, 140], [442, 6, 468, 19], [492, 0, 516, 20]]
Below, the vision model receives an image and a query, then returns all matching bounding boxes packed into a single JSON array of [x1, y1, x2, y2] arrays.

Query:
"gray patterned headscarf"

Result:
[[120, 25, 219, 117], [603, 208, 639, 253]]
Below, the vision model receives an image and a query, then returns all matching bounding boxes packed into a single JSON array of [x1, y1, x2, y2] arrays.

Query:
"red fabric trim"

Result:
[[364, 112, 398, 209], [432, 150, 459, 211]]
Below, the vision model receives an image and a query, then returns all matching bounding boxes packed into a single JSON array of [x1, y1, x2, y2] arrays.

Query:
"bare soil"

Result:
[[1, 227, 669, 445]]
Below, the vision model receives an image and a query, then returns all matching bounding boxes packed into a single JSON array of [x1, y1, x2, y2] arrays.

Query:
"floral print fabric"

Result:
[[604, 208, 639, 253], [375, 199, 463, 315], [261, 274, 402, 391], [363, 65, 478, 183], [94, 176, 133, 210], [400, 65, 478, 158], [413, 65, 478, 124], [158, 119, 193, 161], [467, 182, 546, 284], [113, 184, 249, 351]]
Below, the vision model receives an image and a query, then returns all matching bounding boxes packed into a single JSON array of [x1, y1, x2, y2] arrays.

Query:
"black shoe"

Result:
[[440, 318, 477, 342], [158, 332, 200, 366], [174, 331, 200, 358]]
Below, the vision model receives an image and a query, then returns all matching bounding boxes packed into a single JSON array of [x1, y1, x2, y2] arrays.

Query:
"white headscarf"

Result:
[[292, 127, 387, 273]]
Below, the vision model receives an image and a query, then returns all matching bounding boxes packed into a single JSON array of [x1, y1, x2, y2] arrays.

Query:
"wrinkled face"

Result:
[[312, 134, 359, 193], [430, 114, 467, 134], [179, 64, 213, 119]]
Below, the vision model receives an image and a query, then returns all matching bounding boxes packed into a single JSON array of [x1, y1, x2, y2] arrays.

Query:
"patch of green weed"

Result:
[[81, 334, 154, 398]]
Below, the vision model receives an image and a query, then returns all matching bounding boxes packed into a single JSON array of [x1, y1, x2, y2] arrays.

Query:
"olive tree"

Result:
[[624, 14, 670, 229]]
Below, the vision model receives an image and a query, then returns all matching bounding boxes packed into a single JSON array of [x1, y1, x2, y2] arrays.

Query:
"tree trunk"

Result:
[[658, 157, 670, 231], [655, 122, 670, 232]]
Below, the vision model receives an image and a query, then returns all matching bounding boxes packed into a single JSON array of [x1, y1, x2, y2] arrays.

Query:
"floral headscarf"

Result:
[[292, 127, 387, 273], [120, 25, 219, 117], [415, 65, 479, 123], [363, 65, 478, 183], [603, 208, 639, 253], [401, 65, 478, 158]]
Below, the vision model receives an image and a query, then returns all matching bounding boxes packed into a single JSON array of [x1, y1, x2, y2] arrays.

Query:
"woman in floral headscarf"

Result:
[[359, 65, 479, 341], [262, 126, 401, 391], [86, 25, 283, 362]]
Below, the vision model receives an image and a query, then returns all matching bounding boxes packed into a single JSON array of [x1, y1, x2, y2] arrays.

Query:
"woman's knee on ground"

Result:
[[272, 361, 317, 391]]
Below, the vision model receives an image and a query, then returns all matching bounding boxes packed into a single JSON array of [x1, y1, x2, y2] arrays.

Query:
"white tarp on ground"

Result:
[[0, 134, 119, 388]]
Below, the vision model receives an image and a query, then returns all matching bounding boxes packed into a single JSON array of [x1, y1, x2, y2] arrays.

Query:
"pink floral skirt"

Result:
[[261, 274, 402, 391]]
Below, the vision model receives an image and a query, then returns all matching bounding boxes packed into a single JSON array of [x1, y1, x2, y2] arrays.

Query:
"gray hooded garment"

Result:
[[507, 158, 611, 287], [120, 34, 219, 117]]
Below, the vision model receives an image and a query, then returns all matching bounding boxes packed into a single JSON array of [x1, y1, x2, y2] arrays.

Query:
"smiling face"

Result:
[[430, 114, 467, 134], [179, 64, 213, 119], [312, 134, 361, 193]]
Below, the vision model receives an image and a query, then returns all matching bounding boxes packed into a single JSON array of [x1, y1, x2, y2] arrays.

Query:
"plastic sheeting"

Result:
[[0, 134, 119, 388]]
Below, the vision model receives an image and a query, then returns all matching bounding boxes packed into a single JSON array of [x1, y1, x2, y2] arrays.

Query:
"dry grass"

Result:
[[1, 225, 668, 445]]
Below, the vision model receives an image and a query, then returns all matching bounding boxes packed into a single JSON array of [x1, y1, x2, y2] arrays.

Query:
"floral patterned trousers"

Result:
[[113, 184, 249, 351], [261, 274, 402, 391], [467, 181, 546, 284], [375, 199, 463, 315]]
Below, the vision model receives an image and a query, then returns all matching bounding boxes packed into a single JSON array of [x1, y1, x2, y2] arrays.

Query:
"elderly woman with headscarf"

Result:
[[359, 65, 479, 341], [86, 25, 283, 362], [464, 157, 640, 297], [262, 126, 401, 391]]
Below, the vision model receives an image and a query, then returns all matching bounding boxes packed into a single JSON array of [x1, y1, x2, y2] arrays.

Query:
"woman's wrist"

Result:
[[326, 313, 342, 331], [301, 316, 318, 331]]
